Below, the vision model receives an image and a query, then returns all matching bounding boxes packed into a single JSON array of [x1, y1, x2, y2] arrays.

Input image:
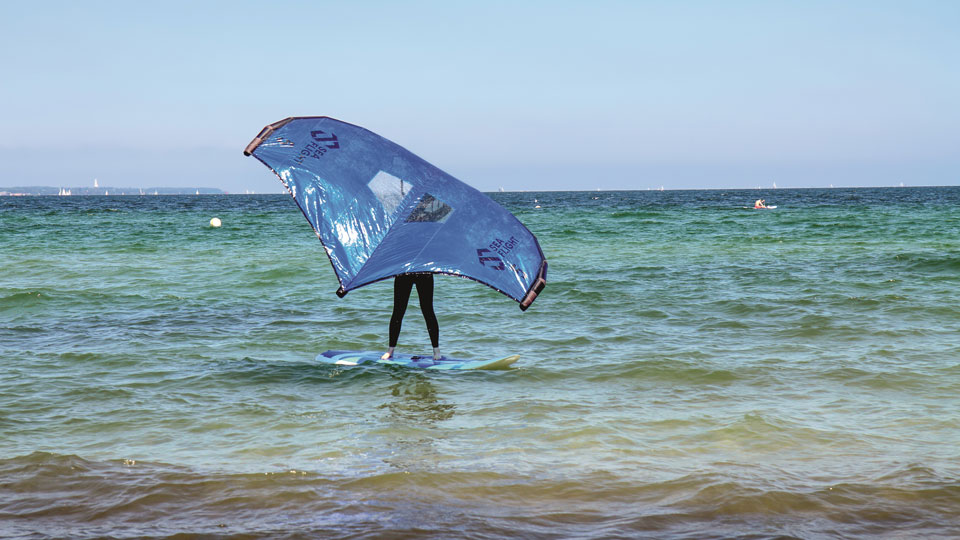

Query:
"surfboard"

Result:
[[317, 350, 519, 371]]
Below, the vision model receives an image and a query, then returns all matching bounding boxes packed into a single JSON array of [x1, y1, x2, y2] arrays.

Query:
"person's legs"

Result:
[[383, 275, 415, 359], [414, 274, 441, 359]]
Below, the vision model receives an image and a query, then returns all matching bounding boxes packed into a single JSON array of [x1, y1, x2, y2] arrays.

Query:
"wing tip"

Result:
[[519, 260, 547, 311], [243, 117, 297, 156]]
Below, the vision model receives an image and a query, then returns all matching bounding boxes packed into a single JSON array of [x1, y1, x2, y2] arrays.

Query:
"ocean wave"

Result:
[[1, 452, 958, 539], [582, 359, 740, 385], [894, 252, 960, 275], [0, 291, 47, 310]]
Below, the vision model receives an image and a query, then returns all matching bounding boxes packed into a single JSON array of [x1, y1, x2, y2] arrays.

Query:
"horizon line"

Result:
[[3, 184, 958, 197]]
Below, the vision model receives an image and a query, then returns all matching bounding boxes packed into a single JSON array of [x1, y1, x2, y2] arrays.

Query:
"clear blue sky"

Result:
[[2, 1, 958, 192]]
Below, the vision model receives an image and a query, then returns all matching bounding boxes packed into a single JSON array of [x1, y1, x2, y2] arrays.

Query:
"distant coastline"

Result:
[[0, 186, 227, 196]]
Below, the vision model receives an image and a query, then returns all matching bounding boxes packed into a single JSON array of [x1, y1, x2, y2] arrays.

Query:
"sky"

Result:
[[1, 0, 958, 192]]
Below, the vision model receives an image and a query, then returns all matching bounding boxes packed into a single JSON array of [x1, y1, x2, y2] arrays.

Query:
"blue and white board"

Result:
[[318, 350, 519, 371]]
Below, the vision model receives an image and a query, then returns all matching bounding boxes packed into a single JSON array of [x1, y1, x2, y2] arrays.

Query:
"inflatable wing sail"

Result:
[[244, 117, 547, 310]]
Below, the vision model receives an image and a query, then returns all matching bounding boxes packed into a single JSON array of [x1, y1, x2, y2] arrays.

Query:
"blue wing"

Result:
[[244, 117, 546, 310]]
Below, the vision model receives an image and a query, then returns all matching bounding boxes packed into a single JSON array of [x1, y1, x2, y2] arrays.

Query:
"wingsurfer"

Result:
[[754, 199, 767, 209], [381, 273, 441, 362]]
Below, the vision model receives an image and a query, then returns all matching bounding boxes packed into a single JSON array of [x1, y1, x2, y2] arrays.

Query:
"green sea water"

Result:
[[2, 188, 959, 539]]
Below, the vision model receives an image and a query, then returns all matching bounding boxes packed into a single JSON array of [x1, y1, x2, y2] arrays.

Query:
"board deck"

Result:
[[318, 350, 519, 371]]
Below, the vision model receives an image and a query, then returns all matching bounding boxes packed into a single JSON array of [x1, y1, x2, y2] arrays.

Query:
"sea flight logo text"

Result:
[[477, 249, 505, 270], [294, 130, 340, 164]]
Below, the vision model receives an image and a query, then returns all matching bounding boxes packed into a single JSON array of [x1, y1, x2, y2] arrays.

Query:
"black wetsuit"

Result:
[[388, 274, 439, 348]]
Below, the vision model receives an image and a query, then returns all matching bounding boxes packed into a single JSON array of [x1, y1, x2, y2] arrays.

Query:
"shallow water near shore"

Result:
[[2, 187, 959, 539]]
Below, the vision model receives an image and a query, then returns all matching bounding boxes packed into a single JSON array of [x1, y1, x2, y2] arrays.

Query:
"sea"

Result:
[[1, 187, 959, 539]]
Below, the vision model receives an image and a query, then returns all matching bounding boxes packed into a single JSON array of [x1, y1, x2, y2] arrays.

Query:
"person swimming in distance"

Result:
[[381, 273, 441, 362], [754, 199, 767, 209]]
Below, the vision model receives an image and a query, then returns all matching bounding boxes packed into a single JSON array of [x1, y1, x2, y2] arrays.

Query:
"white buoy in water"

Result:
[[210, 217, 222, 228]]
